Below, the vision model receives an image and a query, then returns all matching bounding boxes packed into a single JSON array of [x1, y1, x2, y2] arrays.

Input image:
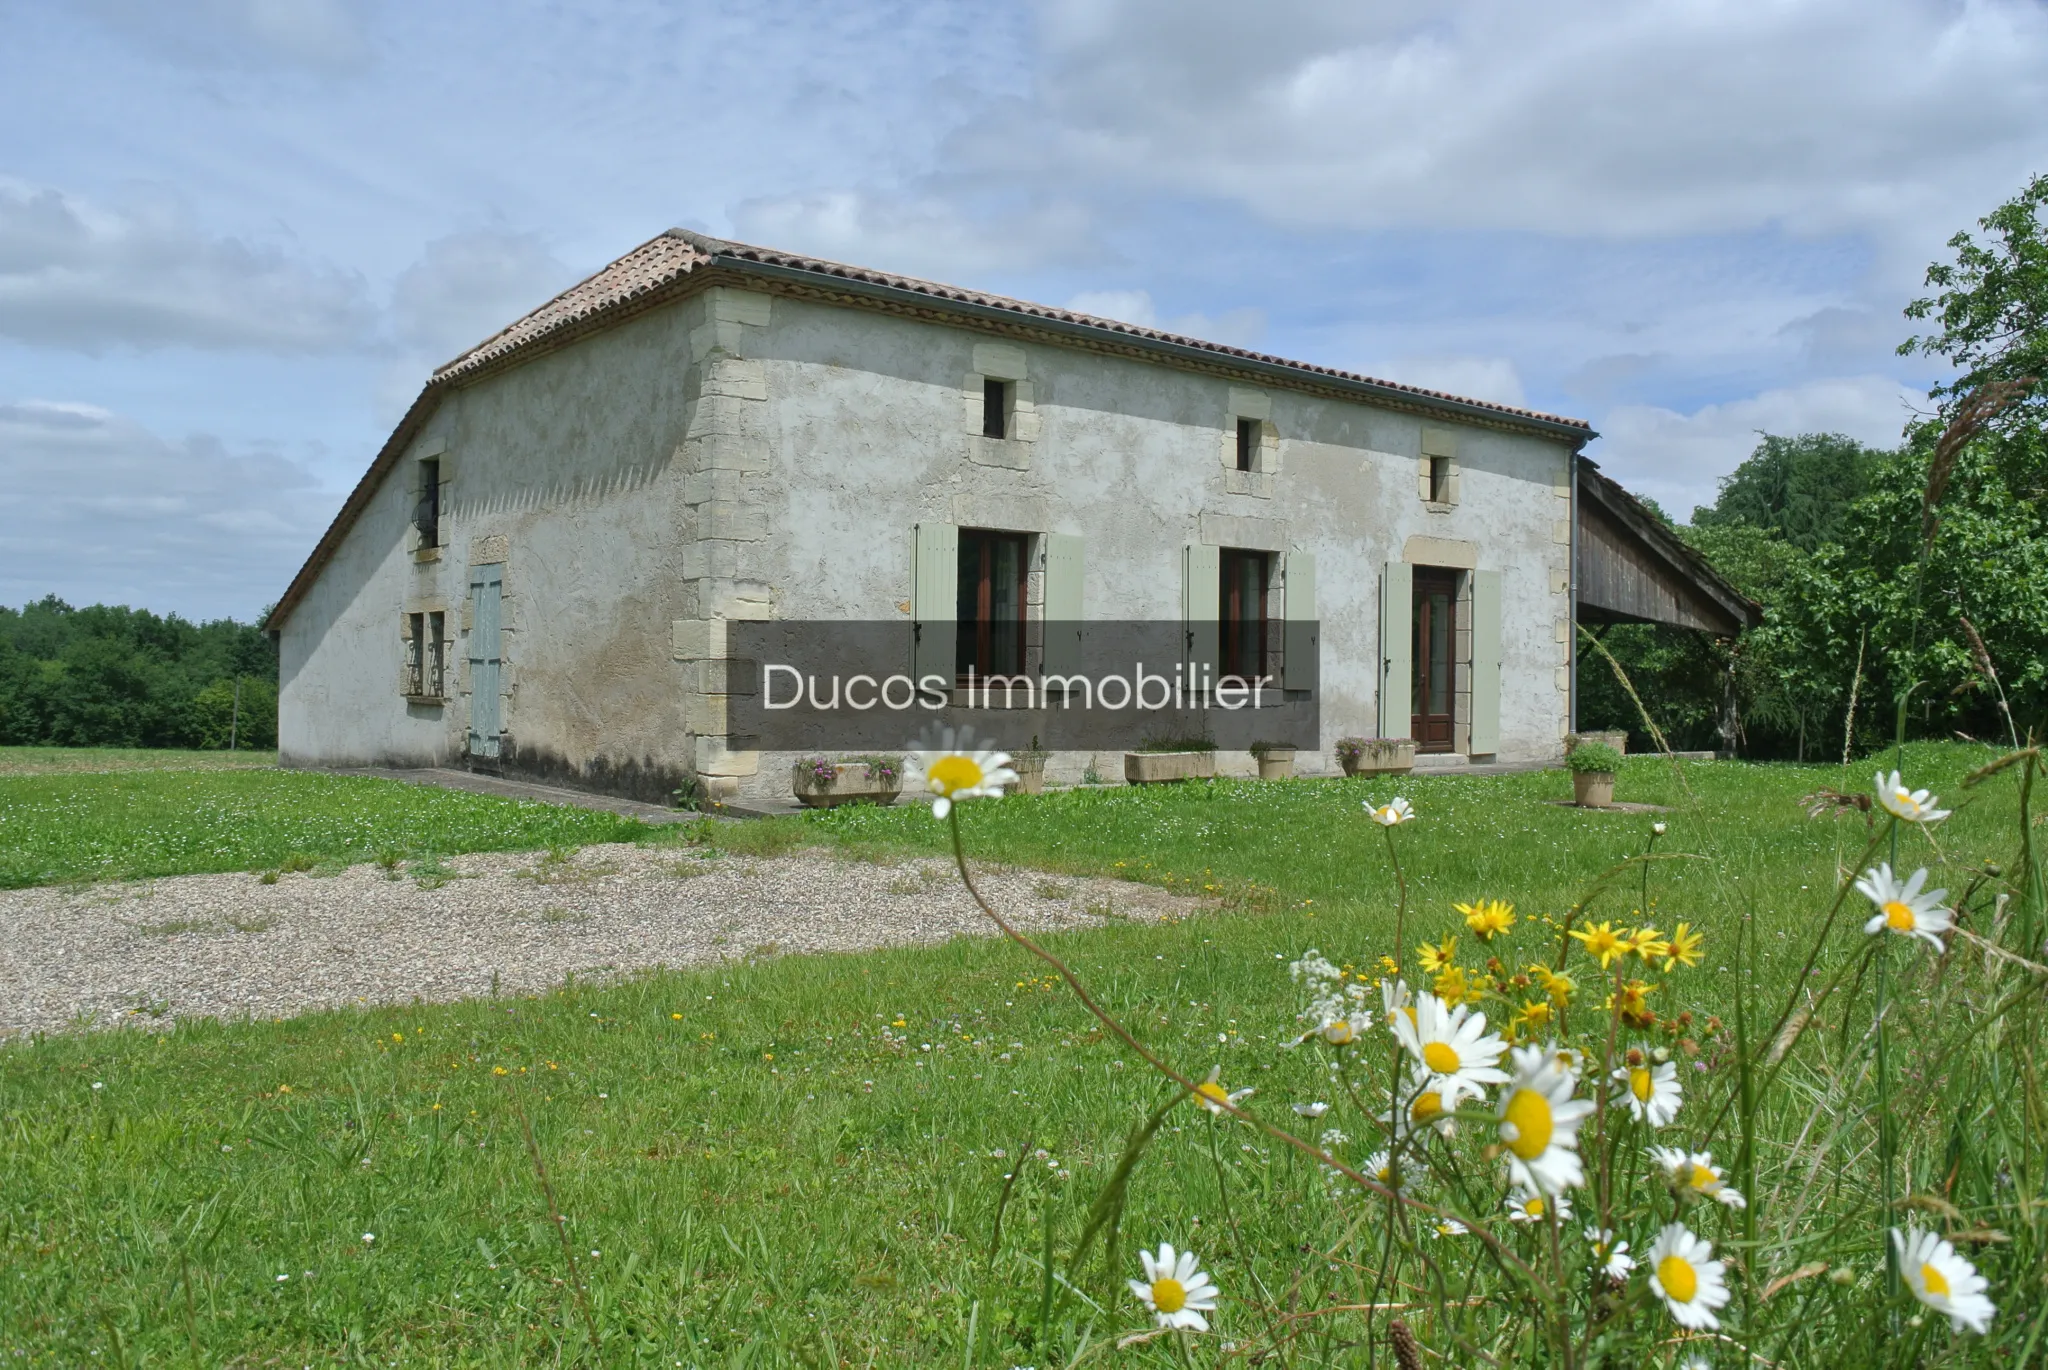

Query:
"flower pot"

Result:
[[1338, 738, 1416, 776], [1010, 755, 1047, 795], [1567, 730, 1628, 758], [1573, 771, 1615, 808], [790, 762, 903, 808], [1254, 748, 1295, 780], [1124, 751, 1217, 784]]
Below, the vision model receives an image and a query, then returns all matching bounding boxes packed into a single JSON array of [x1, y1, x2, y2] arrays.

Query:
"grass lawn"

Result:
[[0, 762, 663, 888], [1, 744, 2040, 1364], [0, 745, 279, 775]]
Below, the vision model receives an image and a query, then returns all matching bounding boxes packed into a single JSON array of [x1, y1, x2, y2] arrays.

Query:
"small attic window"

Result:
[[1428, 455, 1452, 503], [983, 378, 1011, 439], [414, 458, 441, 547], [1236, 418, 1259, 472]]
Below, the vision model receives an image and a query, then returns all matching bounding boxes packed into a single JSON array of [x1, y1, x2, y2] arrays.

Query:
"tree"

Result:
[[1902, 171, 2048, 431], [1689, 433, 1884, 551]]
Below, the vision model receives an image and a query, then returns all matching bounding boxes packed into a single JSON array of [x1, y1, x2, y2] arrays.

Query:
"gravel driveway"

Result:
[[0, 843, 1200, 1038]]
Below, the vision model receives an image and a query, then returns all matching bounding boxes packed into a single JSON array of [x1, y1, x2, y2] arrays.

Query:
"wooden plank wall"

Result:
[[1576, 503, 1735, 634]]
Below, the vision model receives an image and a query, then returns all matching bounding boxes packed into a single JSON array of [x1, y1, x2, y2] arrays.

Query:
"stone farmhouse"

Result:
[[266, 230, 1752, 804]]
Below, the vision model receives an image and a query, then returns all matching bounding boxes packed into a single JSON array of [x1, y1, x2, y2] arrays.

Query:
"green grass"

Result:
[[0, 745, 2040, 1364], [0, 767, 665, 888], [0, 745, 279, 775]]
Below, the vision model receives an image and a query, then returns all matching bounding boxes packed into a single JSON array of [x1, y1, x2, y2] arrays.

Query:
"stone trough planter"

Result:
[[1124, 751, 1217, 784], [1336, 737, 1416, 776], [791, 760, 903, 808]]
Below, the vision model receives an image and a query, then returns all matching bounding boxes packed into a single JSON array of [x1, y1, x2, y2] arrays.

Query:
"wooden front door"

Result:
[[1412, 569, 1457, 752]]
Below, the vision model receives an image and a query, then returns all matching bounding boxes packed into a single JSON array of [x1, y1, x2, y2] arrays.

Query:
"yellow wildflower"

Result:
[[1610, 980, 1658, 1029], [1434, 965, 1474, 1006], [1629, 927, 1670, 965], [1514, 999, 1554, 1034], [1528, 964, 1578, 1008], [1455, 899, 1517, 941], [1417, 936, 1459, 974], [1571, 921, 1628, 970], [1662, 923, 1704, 971]]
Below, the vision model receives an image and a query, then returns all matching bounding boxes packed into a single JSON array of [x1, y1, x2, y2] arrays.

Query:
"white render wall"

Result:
[[278, 281, 1577, 802]]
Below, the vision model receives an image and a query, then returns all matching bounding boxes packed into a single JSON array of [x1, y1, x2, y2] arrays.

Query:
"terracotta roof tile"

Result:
[[433, 228, 1591, 433]]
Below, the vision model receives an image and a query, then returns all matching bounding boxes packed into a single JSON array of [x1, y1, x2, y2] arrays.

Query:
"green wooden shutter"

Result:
[[1469, 568, 1502, 755], [1378, 561, 1412, 739], [1183, 544, 1220, 677], [1283, 550, 1318, 692], [911, 522, 958, 686], [1043, 532, 1084, 678], [467, 564, 503, 758]]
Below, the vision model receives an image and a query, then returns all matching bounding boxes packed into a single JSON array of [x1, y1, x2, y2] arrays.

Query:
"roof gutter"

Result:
[[703, 251, 1598, 445]]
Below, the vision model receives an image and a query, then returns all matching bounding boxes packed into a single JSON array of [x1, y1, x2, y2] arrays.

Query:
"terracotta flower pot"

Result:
[[1573, 771, 1615, 808], [1255, 748, 1295, 780], [1010, 755, 1047, 795]]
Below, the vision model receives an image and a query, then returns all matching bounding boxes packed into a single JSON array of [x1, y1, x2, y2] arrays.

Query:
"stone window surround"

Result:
[[1222, 386, 1278, 497], [1418, 425, 1461, 511], [409, 436, 451, 561], [964, 342, 1039, 469]]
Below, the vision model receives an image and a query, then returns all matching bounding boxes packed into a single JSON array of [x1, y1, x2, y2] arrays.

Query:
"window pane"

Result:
[[1427, 592, 1451, 713], [989, 536, 1024, 675]]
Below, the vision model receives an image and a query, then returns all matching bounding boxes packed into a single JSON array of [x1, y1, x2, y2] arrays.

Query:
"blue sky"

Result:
[[3, 0, 2046, 621]]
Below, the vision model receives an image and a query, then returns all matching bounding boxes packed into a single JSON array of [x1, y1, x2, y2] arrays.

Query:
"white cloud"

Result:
[[390, 228, 577, 362], [1374, 356, 1526, 409], [985, 0, 2048, 255], [0, 399, 337, 620], [0, 181, 374, 352], [1062, 287, 1266, 349], [78, 0, 373, 72], [1590, 374, 1920, 519], [728, 189, 1097, 282]]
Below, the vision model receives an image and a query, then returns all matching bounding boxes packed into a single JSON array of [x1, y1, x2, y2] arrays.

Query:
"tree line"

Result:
[[0, 597, 279, 749], [1581, 171, 2048, 759]]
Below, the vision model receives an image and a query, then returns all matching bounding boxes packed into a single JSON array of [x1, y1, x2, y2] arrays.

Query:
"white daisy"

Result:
[[1191, 1065, 1253, 1116], [1855, 863, 1953, 952], [1362, 1148, 1402, 1192], [1380, 978, 1417, 1033], [1875, 770, 1950, 825], [1611, 1056, 1683, 1128], [1129, 1244, 1219, 1331], [1431, 1216, 1468, 1238], [912, 733, 1016, 819], [1893, 1226, 1996, 1335], [1496, 1046, 1595, 1195], [1506, 1188, 1572, 1224], [1583, 1226, 1634, 1280], [1646, 1223, 1730, 1330], [1367, 797, 1416, 827], [1542, 1041, 1587, 1075], [1650, 1148, 1747, 1209], [1395, 993, 1510, 1098], [1292, 1101, 1330, 1119]]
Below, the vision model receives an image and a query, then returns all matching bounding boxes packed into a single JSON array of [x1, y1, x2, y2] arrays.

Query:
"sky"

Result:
[[2, 0, 2045, 623]]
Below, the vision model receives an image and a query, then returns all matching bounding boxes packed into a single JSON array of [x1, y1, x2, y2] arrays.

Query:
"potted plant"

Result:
[[1335, 736, 1416, 777], [1566, 740, 1622, 808], [1124, 736, 1218, 784], [1250, 739, 1296, 780], [1566, 730, 1629, 758], [1011, 737, 1050, 795], [790, 754, 904, 808]]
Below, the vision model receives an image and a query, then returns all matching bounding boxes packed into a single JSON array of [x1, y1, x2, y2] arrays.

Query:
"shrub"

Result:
[[1565, 740, 1623, 774]]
